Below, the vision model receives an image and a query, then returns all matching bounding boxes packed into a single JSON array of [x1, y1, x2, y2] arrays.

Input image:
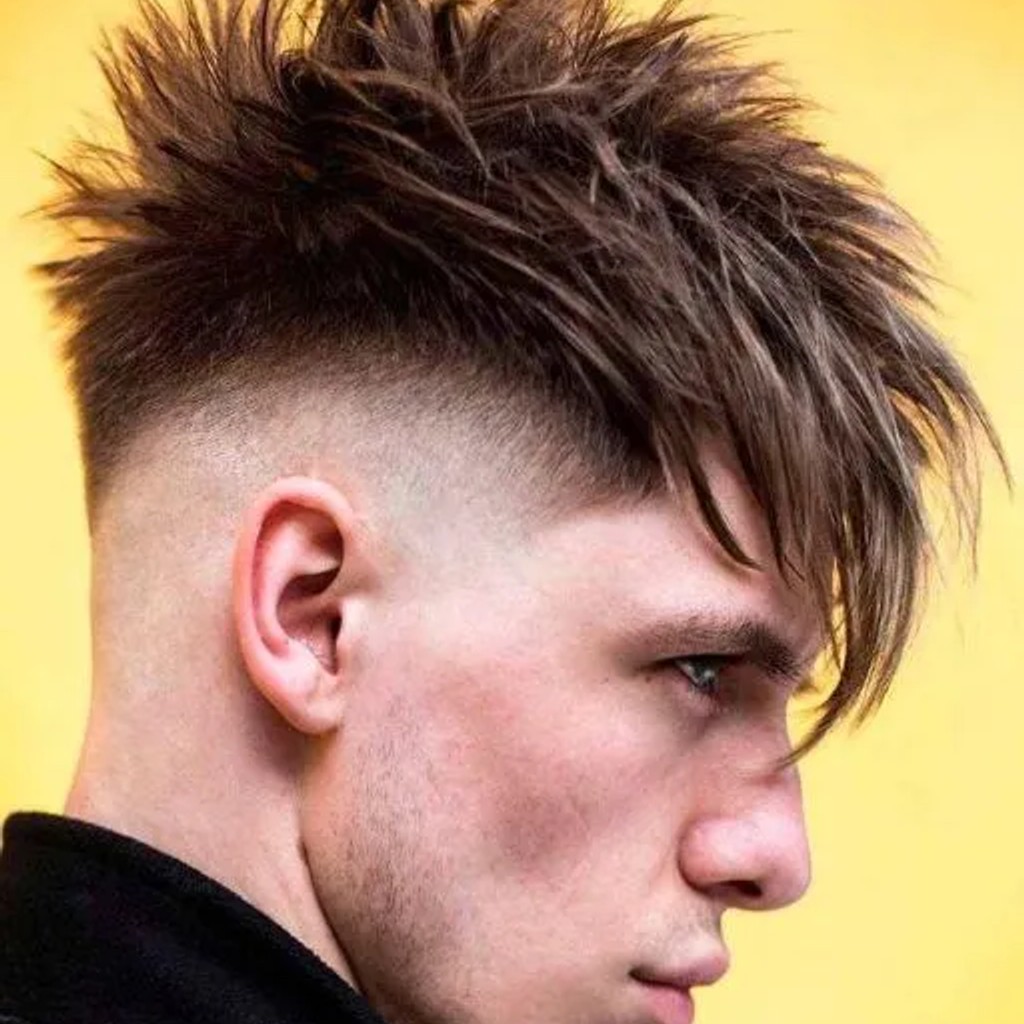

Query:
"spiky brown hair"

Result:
[[39, 0, 1002, 754]]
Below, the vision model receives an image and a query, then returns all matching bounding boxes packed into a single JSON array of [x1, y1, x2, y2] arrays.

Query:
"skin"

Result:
[[67, 406, 820, 1024]]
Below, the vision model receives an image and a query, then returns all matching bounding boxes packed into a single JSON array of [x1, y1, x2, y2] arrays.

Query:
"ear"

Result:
[[232, 476, 372, 735]]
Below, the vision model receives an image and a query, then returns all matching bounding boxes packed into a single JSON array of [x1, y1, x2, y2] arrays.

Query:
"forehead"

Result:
[[514, 443, 822, 660]]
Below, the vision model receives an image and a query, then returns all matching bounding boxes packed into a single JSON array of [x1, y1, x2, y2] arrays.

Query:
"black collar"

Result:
[[0, 812, 388, 1024]]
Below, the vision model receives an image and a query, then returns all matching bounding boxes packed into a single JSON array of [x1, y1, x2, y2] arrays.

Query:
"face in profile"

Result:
[[297, 444, 821, 1024]]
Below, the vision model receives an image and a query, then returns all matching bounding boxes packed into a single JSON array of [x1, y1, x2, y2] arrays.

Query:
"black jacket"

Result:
[[0, 812, 388, 1024]]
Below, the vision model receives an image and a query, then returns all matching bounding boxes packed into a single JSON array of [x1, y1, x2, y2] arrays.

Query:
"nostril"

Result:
[[733, 880, 762, 901]]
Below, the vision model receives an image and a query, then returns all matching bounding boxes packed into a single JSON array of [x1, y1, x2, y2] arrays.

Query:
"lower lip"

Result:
[[636, 981, 695, 1024]]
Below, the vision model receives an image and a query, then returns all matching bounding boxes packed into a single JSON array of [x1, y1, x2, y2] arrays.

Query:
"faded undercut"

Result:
[[39, 0, 1003, 754]]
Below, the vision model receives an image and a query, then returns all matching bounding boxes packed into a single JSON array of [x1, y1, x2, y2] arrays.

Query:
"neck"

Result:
[[65, 693, 356, 988]]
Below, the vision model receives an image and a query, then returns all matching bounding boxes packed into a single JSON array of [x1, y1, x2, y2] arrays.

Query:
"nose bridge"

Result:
[[680, 752, 812, 912]]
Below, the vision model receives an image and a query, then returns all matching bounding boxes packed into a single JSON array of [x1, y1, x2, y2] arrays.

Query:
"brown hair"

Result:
[[39, 0, 1003, 755]]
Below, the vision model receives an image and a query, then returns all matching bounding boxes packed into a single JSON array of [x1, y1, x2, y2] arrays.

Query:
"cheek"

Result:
[[347, 579, 684, 888], [480, 739, 601, 876], [437, 655, 677, 888]]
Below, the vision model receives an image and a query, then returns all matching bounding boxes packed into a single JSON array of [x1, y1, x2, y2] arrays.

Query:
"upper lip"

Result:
[[631, 947, 731, 991]]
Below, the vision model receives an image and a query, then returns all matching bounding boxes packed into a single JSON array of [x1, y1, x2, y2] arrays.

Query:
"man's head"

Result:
[[45, 1, 999, 1022]]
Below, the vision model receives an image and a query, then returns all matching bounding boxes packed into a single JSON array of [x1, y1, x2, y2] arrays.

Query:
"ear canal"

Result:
[[278, 565, 343, 673]]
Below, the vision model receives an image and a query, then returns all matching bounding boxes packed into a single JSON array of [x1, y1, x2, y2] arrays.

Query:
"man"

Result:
[[0, 1, 1002, 1023]]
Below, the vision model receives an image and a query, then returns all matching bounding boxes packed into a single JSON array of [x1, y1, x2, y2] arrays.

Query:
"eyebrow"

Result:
[[623, 613, 816, 686]]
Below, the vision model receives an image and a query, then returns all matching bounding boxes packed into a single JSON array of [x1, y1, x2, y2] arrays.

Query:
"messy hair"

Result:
[[40, 0, 1002, 754]]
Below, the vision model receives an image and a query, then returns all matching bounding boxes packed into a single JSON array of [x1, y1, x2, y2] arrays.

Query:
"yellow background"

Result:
[[1, 2, 1021, 1022]]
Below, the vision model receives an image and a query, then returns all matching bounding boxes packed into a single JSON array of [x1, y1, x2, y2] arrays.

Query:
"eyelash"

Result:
[[670, 655, 823, 707], [670, 654, 732, 705]]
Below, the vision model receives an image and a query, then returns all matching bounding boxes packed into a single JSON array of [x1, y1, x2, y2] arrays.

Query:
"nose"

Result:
[[677, 766, 812, 912]]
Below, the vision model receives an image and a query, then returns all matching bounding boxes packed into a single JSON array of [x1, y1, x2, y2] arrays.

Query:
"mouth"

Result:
[[632, 978, 695, 1024], [629, 949, 729, 1024]]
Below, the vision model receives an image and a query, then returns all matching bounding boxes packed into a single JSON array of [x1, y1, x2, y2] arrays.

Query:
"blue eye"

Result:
[[673, 655, 727, 701]]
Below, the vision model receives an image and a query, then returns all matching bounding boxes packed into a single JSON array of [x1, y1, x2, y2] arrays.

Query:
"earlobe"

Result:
[[232, 477, 362, 736]]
